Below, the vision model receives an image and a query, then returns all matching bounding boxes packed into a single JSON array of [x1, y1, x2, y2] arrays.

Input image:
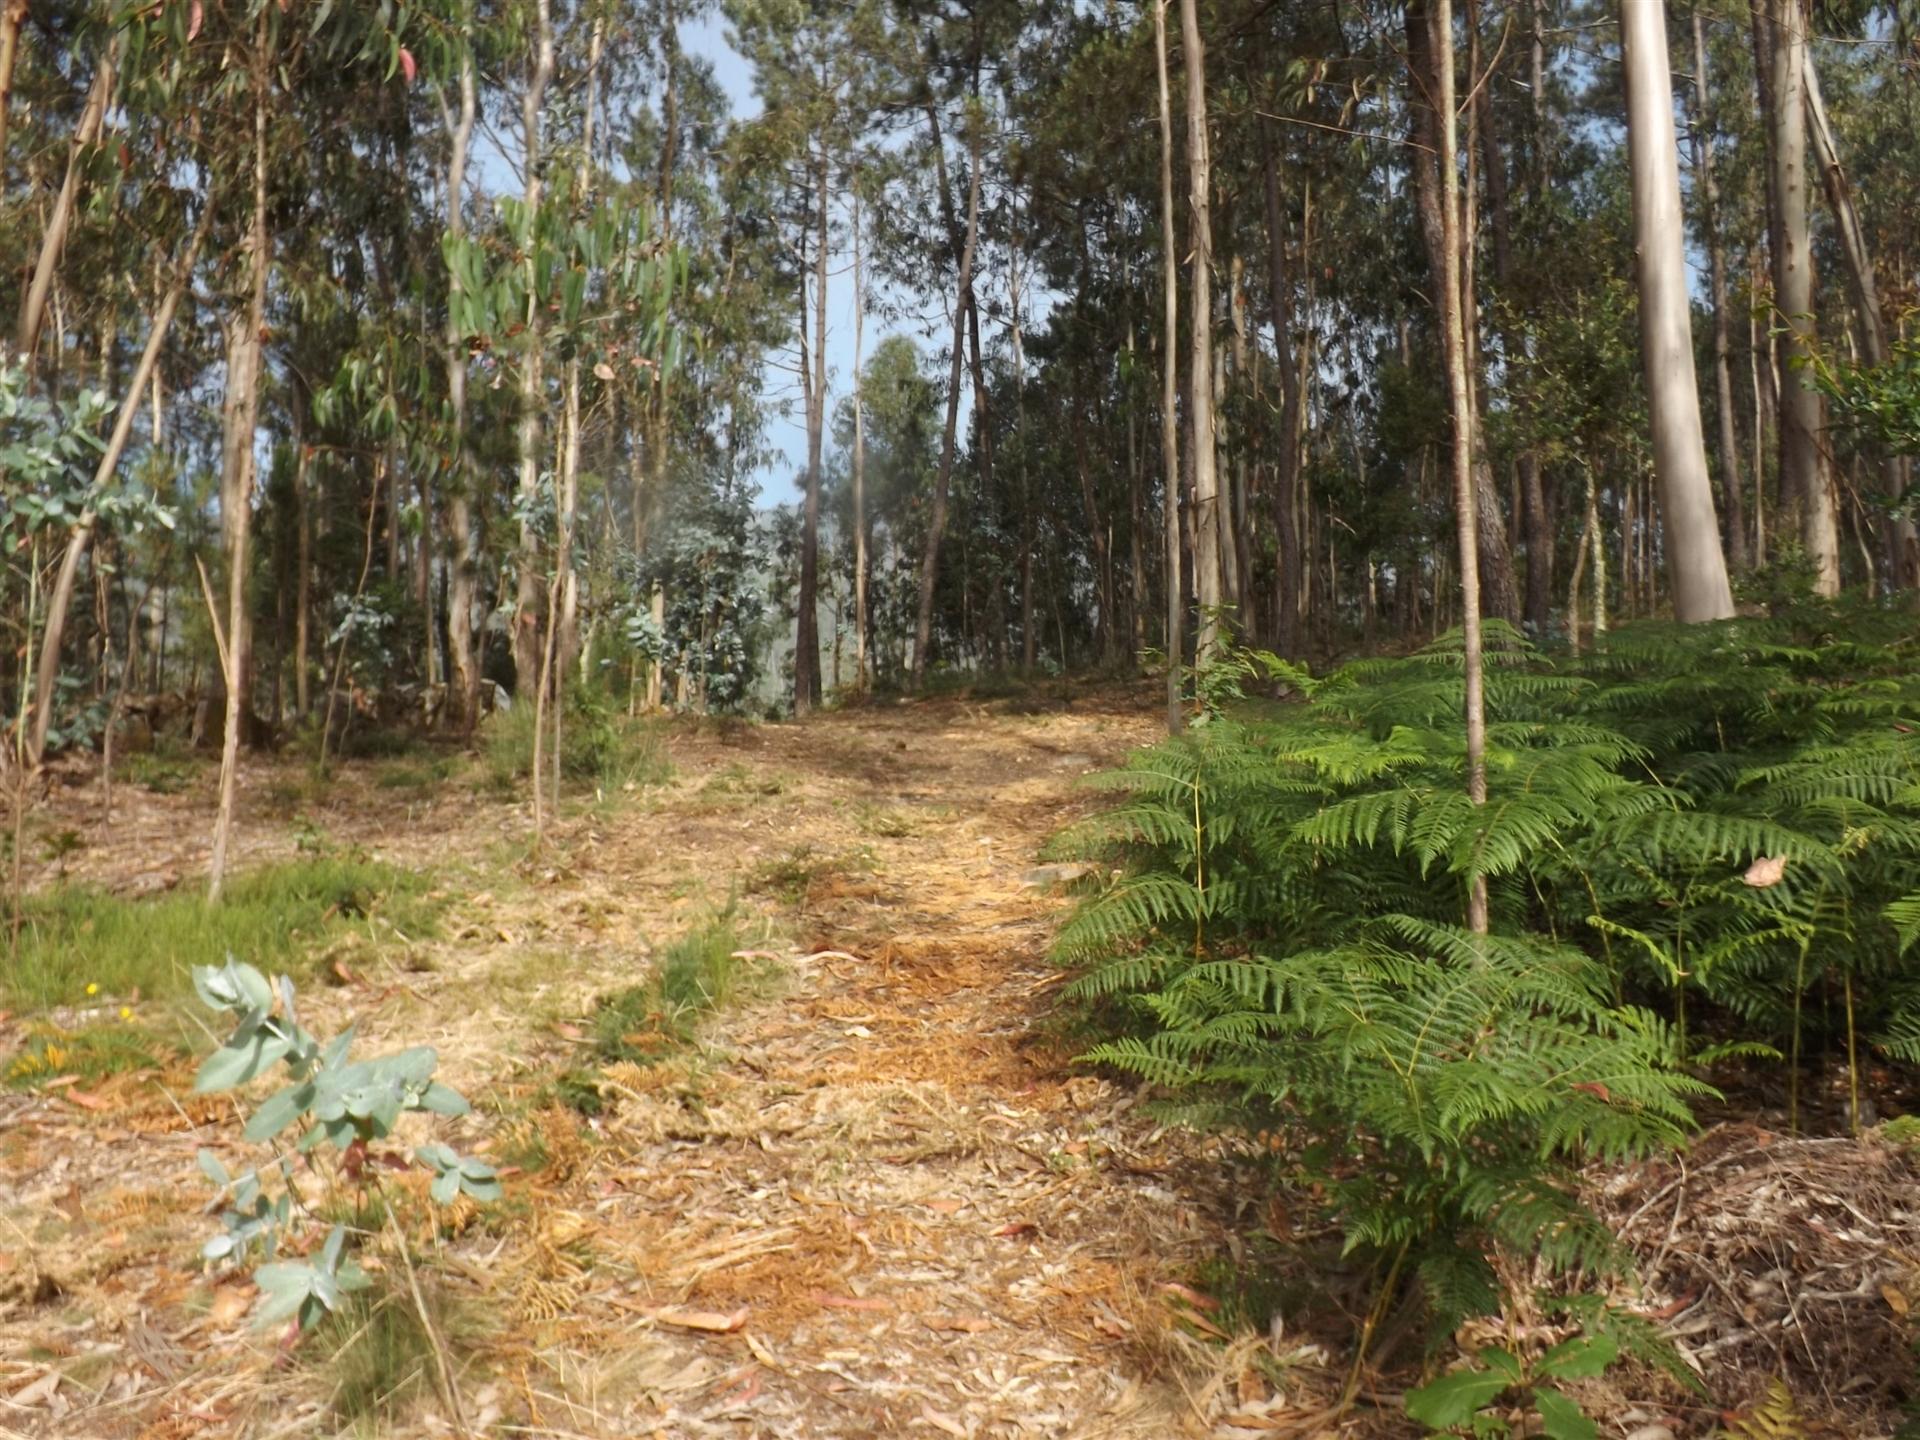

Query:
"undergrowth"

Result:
[[548, 910, 775, 1113], [1056, 604, 1920, 1343], [589, 908, 772, 1064], [4, 1018, 182, 1085], [314, 1269, 476, 1427], [3, 859, 439, 1010], [482, 688, 672, 796]]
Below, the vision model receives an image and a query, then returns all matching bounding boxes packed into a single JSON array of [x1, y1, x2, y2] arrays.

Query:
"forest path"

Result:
[[1, 688, 1265, 1438], [458, 688, 1242, 1437]]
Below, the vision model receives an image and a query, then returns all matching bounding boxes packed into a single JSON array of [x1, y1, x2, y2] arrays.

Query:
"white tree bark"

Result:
[[1621, 0, 1733, 620]]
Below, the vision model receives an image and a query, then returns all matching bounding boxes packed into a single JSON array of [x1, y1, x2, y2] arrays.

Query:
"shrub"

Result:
[[588, 909, 768, 1064], [482, 688, 670, 795], [1057, 607, 1920, 1337]]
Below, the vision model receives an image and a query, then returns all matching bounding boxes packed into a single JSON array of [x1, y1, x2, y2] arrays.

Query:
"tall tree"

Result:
[[1422, 0, 1489, 933], [1621, 0, 1733, 620], [1764, 0, 1838, 593], [511, 0, 557, 690], [1180, 0, 1224, 658], [1689, 6, 1748, 575]]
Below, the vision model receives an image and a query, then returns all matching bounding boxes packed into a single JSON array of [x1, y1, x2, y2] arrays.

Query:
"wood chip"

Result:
[[924, 1313, 992, 1333], [813, 1291, 889, 1312], [652, 1306, 749, 1333]]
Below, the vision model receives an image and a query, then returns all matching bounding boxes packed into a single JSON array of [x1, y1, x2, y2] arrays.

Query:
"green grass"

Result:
[[122, 747, 201, 795], [586, 909, 773, 1067], [372, 756, 461, 793], [744, 844, 873, 906], [4, 1019, 184, 1086], [482, 693, 672, 796], [314, 1270, 475, 1428], [4, 859, 441, 1011]]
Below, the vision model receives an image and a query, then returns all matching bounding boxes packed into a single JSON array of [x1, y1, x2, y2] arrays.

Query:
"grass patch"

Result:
[[585, 909, 774, 1068], [853, 803, 921, 838], [4, 1019, 183, 1086], [313, 1268, 474, 1427], [745, 844, 873, 906], [122, 747, 200, 795], [483, 691, 672, 796], [3, 859, 440, 1011], [372, 756, 461, 793]]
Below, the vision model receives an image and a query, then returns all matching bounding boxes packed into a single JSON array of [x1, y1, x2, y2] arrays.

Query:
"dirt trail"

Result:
[[1, 691, 1274, 1438]]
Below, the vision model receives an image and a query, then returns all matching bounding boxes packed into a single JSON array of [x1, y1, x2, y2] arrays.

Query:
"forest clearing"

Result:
[[6, 0, 1920, 1434]]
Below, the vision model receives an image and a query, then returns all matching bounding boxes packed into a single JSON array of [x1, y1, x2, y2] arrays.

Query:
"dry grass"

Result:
[[0, 684, 1304, 1438]]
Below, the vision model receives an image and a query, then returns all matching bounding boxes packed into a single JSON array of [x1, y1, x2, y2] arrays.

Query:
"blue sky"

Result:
[[686, 11, 925, 508]]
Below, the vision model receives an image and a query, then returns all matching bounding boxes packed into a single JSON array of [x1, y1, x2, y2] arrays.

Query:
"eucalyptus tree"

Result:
[[1620, 0, 1733, 621], [726, 0, 894, 710], [1761, 0, 1838, 593]]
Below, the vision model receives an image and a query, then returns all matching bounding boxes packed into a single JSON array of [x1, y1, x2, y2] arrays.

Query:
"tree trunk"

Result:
[[1472, 1, 1553, 633], [25, 194, 211, 768], [1180, 0, 1224, 659], [0, 0, 24, 186], [1154, 0, 1184, 731], [1422, 0, 1490, 934], [1407, 1, 1518, 629], [1690, 8, 1749, 574], [794, 148, 828, 713], [210, 31, 272, 903], [1803, 49, 1913, 585], [1009, 198, 1035, 676], [1622, 0, 1734, 620], [1260, 137, 1303, 661], [912, 107, 983, 690], [851, 185, 869, 692], [292, 382, 313, 719], [442, 8, 481, 732], [1765, 0, 1838, 593], [17, 44, 116, 370], [544, 9, 603, 797], [511, 0, 556, 690]]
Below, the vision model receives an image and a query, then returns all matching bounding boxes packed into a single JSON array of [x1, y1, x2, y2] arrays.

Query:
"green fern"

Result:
[[1055, 602, 1920, 1337]]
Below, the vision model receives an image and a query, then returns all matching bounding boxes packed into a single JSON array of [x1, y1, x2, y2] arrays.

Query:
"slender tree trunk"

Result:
[[1472, 1, 1553, 632], [1155, 0, 1184, 731], [0, 0, 24, 186], [1765, 0, 1838, 593], [443, 7, 481, 732], [851, 186, 869, 692], [1127, 325, 1149, 661], [541, 10, 603, 803], [1424, 0, 1490, 933], [511, 0, 556, 690], [25, 194, 211, 767], [1009, 200, 1035, 675], [17, 44, 116, 370], [912, 107, 983, 690], [1260, 137, 1303, 661], [794, 148, 828, 713], [1408, 1, 1518, 629], [1804, 49, 1913, 585], [292, 383, 313, 719], [1180, 0, 1223, 658], [210, 31, 272, 903], [1749, 296, 1769, 565], [1690, 8, 1749, 574], [1623, 0, 1734, 620]]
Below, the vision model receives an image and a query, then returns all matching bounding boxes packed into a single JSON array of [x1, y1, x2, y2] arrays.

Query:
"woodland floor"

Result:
[[0, 684, 1345, 1439]]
